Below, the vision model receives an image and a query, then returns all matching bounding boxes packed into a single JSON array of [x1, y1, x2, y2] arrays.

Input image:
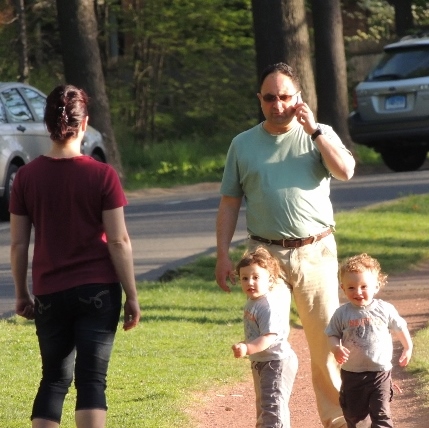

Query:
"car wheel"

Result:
[[380, 147, 428, 172], [91, 152, 106, 163], [0, 164, 19, 221]]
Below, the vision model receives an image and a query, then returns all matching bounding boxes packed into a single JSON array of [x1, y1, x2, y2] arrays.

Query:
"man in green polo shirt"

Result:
[[215, 63, 355, 428]]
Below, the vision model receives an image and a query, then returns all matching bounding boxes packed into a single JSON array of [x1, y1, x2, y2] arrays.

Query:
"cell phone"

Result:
[[293, 93, 302, 110]]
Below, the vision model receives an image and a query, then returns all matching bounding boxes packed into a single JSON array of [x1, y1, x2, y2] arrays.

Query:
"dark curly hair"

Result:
[[235, 246, 281, 281], [44, 85, 88, 142]]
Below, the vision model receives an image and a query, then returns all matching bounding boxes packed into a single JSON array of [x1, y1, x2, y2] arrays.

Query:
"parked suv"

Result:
[[348, 35, 429, 172], [0, 82, 107, 220]]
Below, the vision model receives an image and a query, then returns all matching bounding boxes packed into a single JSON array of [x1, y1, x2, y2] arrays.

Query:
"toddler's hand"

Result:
[[399, 349, 412, 367], [231, 342, 247, 358], [333, 345, 350, 365]]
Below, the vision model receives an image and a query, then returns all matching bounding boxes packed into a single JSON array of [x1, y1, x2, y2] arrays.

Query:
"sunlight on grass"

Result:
[[0, 278, 248, 428], [335, 195, 429, 273], [408, 327, 429, 408], [121, 138, 229, 190], [354, 145, 381, 164]]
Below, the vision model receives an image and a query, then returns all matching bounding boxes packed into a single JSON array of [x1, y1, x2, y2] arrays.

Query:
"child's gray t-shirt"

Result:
[[325, 299, 407, 372], [243, 286, 293, 362]]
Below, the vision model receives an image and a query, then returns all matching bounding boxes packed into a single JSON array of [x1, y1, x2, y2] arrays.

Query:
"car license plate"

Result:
[[385, 94, 406, 110]]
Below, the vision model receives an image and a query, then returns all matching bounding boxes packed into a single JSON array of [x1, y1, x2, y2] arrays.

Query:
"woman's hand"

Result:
[[16, 295, 35, 320], [123, 297, 141, 331]]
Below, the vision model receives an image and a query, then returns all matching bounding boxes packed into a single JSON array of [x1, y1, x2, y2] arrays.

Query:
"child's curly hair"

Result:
[[339, 253, 388, 288], [235, 246, 281, 281]]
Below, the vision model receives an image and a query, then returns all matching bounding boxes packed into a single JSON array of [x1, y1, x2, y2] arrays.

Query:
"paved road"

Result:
[[1, 168, 429, 318]]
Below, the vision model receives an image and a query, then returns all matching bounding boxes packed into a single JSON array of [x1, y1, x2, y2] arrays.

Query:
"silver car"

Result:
[[0, 82, 107, 220], [348, 35, 429, 172]]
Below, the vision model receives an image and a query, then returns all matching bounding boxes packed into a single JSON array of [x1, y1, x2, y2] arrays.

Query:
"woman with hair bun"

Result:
[[9, 84, 140, 428]]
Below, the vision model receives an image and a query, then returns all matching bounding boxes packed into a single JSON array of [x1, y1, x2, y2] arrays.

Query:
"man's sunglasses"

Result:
[[261, 91, 299, 103]]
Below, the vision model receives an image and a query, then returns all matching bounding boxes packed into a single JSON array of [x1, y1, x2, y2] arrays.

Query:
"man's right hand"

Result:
[[215, 255, 236, 293], [215, 195, 242, 292]]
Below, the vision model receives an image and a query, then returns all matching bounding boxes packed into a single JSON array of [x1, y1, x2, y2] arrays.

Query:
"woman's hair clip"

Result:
[[58, 106, 68, 123]]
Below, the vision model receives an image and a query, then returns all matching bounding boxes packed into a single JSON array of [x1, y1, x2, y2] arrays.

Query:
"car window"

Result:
[[1, 88, 33, 122], [0, 100, 7, 123], [23, 88, 46, 121], [367, 47, 429, 81]]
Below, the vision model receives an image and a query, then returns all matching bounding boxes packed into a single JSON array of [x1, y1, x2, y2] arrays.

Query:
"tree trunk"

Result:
[[310, 0, 353, 150], [251, 0, 317, 118], [14, 0, 29, 83], [55, 0, 124, 180], [390, 0, 414, 37]]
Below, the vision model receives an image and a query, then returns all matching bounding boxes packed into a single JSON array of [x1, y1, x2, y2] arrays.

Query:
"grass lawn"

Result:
[[1, 194, 429, 426]]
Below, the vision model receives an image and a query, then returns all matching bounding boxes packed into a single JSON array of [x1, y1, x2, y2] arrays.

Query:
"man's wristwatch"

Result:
[[311, 124, 323, 141]]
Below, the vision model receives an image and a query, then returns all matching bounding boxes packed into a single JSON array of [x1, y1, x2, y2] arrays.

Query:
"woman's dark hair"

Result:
[[259, 62, 301, 91], [44, 85, 88, 142]]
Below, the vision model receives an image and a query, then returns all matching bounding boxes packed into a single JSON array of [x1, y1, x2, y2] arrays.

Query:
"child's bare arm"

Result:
[[231, 333, 277, 358], [328, 336, 350, 365], [395, 329, 413, 367]]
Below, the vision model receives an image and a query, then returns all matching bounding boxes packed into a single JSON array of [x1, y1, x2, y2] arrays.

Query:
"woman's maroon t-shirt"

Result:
[[9, 155, 127, 296]]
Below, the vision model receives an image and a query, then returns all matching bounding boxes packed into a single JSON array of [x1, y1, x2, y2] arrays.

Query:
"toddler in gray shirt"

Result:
[[325, 253, 413, 428]]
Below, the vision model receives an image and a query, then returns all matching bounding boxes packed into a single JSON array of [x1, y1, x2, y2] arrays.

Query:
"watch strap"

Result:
[[311, 125, 323, 141]]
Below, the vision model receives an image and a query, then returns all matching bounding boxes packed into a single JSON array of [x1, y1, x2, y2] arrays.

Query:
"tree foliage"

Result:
[[4, 0, 429, 157], [110, 0, 256, 145]]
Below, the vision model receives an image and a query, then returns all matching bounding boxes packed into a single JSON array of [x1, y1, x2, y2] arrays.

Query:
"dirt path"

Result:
[[189, 262, 429, 427]]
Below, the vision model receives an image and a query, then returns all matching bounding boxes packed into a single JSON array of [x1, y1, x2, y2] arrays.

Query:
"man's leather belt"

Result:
[[250, 229, 332, 248]]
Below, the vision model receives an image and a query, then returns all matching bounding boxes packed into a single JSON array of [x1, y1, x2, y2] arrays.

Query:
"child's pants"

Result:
[[340, 369, 393, 428], [251, 352, 298, 428]]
